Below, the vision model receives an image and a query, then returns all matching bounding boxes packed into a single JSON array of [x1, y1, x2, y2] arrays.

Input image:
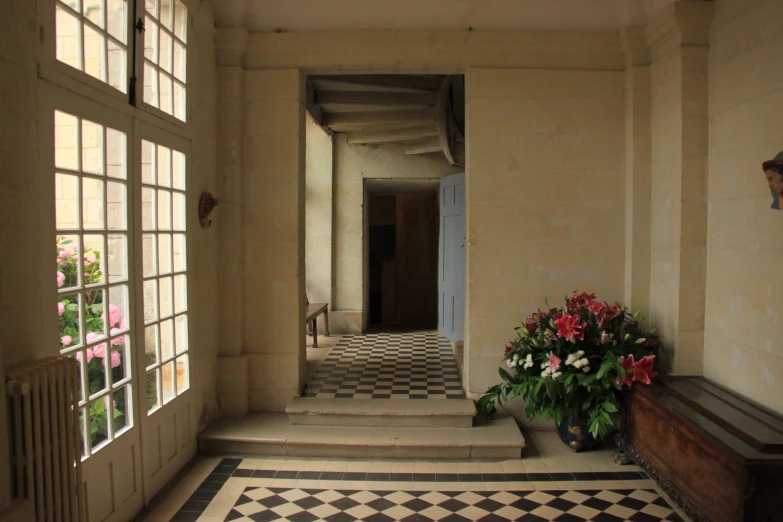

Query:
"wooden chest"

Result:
[[617, 377, 783, 522]]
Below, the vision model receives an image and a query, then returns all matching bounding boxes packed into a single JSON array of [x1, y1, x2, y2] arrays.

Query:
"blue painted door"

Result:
[[438, 172, 465, 341]]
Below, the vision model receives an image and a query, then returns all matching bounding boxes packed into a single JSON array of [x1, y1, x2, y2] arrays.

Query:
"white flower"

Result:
[[525, 354, 533, 364], [512, 354, 519, 362], [540, 362, 548, 369], [635, 338, 647, 344], [573, 359, 583, 369], [541, 367, 553, 378], [582, 366, 590, 373], [506, 359, 515, 368], [551, 371, 562, 379], [578, 357, 589, 367], [576, 350, 584, 357]]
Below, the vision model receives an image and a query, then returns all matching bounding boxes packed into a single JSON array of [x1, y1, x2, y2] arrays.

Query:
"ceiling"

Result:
[[215, 0, 676, 32]]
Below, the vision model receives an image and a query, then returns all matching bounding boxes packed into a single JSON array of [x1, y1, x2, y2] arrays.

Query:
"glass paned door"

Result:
[[133, 122, 195, 500], [54, 110, 133, 456]]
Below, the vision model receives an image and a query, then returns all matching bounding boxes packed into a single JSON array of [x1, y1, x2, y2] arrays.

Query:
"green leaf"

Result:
[[603, 402, 618, 413], [499, 367, 514, 384]]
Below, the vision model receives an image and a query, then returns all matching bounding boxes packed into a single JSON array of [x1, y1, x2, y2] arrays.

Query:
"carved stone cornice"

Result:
[[216, 28, 250, 67], [646, 1, 714, 63]]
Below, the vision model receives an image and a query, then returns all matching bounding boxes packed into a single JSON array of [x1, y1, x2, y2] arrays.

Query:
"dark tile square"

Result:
[[525, 473, 552, 481], [402, 498, 434, 511], [367, 473, 391, 481], [320, 471, 344, 480], [288, 511, 319, 522], [412, 473, 437, 482], [617, 471, 645, 480], [258, 495, 288, 508], [294, 496, 325, 509], [170, 512, 201, 522], [274, 470, 299, 479], [342, 472, 367, 481], [546, 497, 576, 511], [363, 513, 396, 522], [203, 473, 231, 484], [390, 473, 413, 481], [372, 394, 392, 399], [459, 473, 483, 482], [232, 468, 254, 478], [618, 496, 648, 510], [590, 513, 625, 522], [225, 509, 246, 521], [410, 394, 428, 399], [214, 464, 239, 474], [334, 393, 354, 398], [178, 500, 210, 513], [504, 473, 528, 481], [366, 497, 397, 511], [570, 472, 598, 481], [481, 473, 506, 482], [297, 471, 322, 480], [188, 489, 218, 503], [582, 497, 612, 511], [473, 514, 508, 522], [196, 481, 223, 492], [440, 514, 472, 522], [329, 497, 361, 510], [438, 498, 469, 512], [653, 496, 671, 507], [473, 498, 504, 512], [552, 514, 587, 522], [510, 498, 543, 512], [436, 473, 460, 482], [249, 511, 285, 522], [548, 473, 575, 481], [630, 513, 666, 522]]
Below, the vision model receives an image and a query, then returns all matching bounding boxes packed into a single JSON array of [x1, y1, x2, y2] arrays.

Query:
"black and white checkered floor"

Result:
[[303, 333, 465, 400], [170, 457, 684, 521]]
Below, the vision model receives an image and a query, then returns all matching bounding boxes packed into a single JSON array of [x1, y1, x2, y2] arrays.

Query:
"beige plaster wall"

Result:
[[704, 0, 783, 414], [242, 69, 308, 411], [332, 136, 461, 332], [305, 116, 333, 309], [465, 68, 626, 397]]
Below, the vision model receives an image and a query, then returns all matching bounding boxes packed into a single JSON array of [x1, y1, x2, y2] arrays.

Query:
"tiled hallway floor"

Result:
[[143, 432, 688, 522], [303, 333, 465, 400]]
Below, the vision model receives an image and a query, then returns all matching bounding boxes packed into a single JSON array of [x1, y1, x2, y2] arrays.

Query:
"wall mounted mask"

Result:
[[199, 192, 219, 228]]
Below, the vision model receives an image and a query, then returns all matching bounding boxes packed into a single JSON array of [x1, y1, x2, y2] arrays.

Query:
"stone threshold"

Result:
[[198, 413, 525, 459]]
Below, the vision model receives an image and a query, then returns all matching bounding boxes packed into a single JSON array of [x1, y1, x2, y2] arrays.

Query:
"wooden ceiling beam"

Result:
[[404, 137, 444, 155], [346, 124, 439, 145], [325, 108, 437, 132], [317, 91, 437, 107], [309, 75, 443, 93]]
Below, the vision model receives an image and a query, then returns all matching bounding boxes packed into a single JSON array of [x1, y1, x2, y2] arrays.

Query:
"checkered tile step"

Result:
[[225, 487, 683, 522], [303, 333, 465, 399]]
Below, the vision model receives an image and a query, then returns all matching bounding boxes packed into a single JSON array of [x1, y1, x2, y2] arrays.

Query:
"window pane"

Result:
[[144, 17, 158, 64], [82, 179, 105, 229], [106, 0, 127, 43], [55, 111, 80, 171], [83, 0, 104, 29], [143, 62, 158, 108], [109, 335, 127, 383], [59, 293, 82, 348], [107, 234, 127, 282], [87, 339, 109, 397], [159, 31, 172, 74], [84, 288, 106, 338], [145, 0, 157, 16], [145, 324, 159, 368], [83, 23, 106, 82], [56, 6, 83, 70], [108, 284, 128, 330], [83, 234, 105, 285], [172, 41, 185, 82], [157, 190, 171, 230], [141, 140, 155, 184], [173, 82, 186, 121], [143, 233, 157, 277], [143, 279, 158, 323], [106, 128, 126, 179], [172, 234, 186, 272], [174, 274, 186, 314], [160, 318, 174, 360], [112, 385, 130, 436], [158, 233, 172, 274], [174, 314, 187, 354], [81, 120, 104, 174], [159, 276, 172, 318], [159, 0, 173, 30], [173, 1, 186, 42], [90, 395, 111, 450], [175, 354, 189, 394], [161, 361, 175, 403], [172, 150, 185, 190], [159, 74, 172, 115], [107, 40, 127, 93], [56, 174, 81, 229], [172, 192, 185, 231], [157, 145, 171, 187], [146, 370, 159, 412], [57, 235, 81, 289], [106, 181, 126, 230], [142, 187, 156, 230]]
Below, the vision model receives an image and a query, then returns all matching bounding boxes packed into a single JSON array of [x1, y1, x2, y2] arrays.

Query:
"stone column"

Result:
[[215, 28, 249, 417], [646, 1, 713, 374], [620, 28, 652, 315], [242, 69, 307, 412]]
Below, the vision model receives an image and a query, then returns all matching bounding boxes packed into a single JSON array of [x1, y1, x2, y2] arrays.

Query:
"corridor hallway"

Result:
[[302, 332, 465, 400]]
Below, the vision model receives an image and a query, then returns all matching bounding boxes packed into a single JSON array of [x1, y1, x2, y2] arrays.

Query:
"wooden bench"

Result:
[[617, 376, 783, 522], [305, 297, 329, 347]]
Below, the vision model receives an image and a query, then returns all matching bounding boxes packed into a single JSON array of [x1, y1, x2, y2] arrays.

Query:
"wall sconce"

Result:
[[198, 192, 219, 229]]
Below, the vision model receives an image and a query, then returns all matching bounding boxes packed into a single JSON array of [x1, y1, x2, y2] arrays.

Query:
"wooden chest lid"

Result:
[[661, 377, 783, 454]]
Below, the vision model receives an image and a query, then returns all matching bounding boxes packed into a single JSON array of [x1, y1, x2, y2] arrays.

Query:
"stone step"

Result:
[[198, 413, 525, 459], [286, 398, 477, 427]]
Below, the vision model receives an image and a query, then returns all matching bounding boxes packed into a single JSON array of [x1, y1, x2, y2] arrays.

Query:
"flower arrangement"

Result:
[[478, 291, 660, 440]]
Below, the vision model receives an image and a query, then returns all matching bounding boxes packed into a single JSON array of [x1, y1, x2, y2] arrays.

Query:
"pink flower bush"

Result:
[[76, 348, 94, 363], [57, 271, 65, 288], [58, 302, 64, 316], [109, 304, 122, 327], [61, 335, 72, 346]]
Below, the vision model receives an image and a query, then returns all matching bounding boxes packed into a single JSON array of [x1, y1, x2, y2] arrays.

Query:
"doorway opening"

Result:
[[366, 182, 440, 332]]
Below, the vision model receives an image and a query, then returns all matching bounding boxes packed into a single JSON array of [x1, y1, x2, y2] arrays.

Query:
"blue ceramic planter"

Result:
[[557, 416, 599, 452]]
